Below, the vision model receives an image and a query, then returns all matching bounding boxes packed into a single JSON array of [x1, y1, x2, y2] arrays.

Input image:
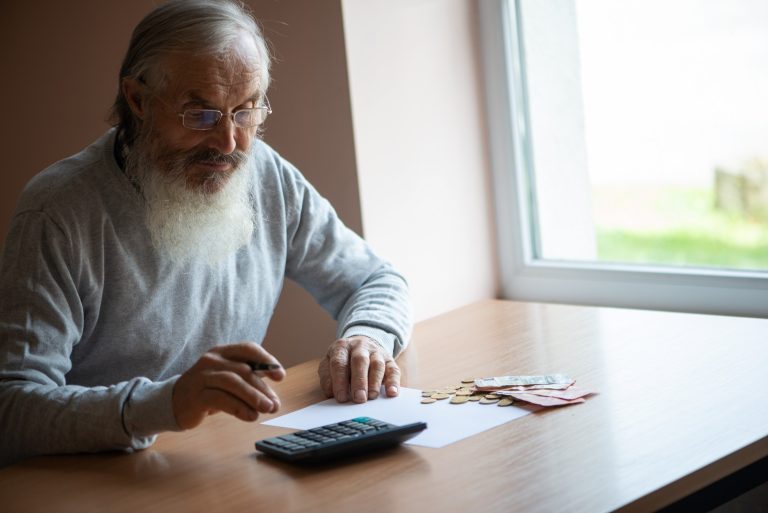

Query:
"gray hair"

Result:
[[111, 0, 271, 146]]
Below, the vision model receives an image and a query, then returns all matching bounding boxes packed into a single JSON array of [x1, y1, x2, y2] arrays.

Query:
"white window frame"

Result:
[[478, 0, 768, 319]]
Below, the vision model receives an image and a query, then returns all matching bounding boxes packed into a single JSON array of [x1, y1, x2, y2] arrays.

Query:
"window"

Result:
[[479, 0, 768, 317]]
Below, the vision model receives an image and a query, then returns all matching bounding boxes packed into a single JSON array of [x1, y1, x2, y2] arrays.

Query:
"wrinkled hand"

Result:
[[173, 342, 286, 430], [318, 336, 400, 403]]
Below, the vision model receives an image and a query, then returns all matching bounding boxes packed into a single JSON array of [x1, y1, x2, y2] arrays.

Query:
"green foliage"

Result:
[[594, 186, 768, 270]]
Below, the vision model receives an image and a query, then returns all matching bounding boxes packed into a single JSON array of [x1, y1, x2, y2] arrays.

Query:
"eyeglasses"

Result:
[[177, 96, 272, 130]]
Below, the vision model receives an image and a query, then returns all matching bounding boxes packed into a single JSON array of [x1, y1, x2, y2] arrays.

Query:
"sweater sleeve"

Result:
[[277, 158, 413, 358], [0, 211, 178, 467]]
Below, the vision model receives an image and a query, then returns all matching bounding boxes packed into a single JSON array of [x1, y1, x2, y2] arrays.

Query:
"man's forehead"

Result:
[[160, 31, 264, 101], [163, 53, 262, 99]]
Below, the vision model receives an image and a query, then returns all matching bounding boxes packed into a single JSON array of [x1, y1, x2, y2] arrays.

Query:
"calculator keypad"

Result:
[[261, 417, 396, 454]]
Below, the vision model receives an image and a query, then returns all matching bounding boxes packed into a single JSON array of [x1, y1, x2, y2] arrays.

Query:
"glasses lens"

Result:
[[183, 109, 221, 129], [233, 108, 268, 128]]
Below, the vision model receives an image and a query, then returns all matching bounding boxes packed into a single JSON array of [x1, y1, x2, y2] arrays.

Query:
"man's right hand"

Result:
[[172, 342, 286, 430]]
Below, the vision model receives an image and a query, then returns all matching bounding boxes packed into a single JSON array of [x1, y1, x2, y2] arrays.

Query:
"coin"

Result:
[[421, 398, 437, 404], [479, 397, 500, 404], [450, 395, 469, 404], [461, 378, 475, 383], [468, 395, 482, 401], [484, 394, 501, 399], [497, 398, 515, 407], [455, 390, 472, 396], [431, 393, 451, 400]]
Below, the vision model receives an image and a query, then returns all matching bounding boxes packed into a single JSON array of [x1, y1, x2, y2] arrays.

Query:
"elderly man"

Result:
[[0, 0, 410, 466]]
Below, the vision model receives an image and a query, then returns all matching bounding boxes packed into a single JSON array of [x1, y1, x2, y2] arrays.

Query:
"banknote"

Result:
[[493, 382, 574, 391], [501, 393, 586, 407], [474, 374, 574, 390], [421, 374, 593, 408], [496, 385, 593, 401]]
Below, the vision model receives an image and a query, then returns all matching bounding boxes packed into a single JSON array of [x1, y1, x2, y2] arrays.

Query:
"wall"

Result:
[[341, 0, 498, 321], [0, 1, 155, 237], [0, 0, 497, 366]]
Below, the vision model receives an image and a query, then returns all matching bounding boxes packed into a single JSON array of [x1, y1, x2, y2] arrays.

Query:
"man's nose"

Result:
[[206, 114, 237, 155]]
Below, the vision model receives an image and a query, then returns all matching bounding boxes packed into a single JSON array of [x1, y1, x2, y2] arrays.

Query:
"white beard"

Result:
[[126, 141, 255, 266]]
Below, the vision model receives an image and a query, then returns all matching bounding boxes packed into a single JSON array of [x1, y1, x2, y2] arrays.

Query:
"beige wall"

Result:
[[0, 0, 497, 367], [342, 0, 499, 321]]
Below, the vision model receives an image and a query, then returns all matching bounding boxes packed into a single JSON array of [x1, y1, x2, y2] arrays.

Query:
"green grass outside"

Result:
[[593, 186, 768, 270]]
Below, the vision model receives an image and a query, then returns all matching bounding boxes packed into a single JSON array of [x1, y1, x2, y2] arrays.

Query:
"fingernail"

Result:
[[368, 389, 379, 400], [354, 390, 367, 403], [387, 385, 399, 396], [336, 390, 348, 403]]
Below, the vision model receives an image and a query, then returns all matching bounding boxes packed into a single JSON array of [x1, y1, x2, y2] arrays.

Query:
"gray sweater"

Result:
[[0, 129, 411, 466]]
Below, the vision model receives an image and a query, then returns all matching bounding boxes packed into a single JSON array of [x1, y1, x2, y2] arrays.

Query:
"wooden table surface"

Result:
[[1, 300, 767, 513]]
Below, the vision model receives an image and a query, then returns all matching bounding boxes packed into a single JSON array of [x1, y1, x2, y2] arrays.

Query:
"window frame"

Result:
[[478, 0, 768, 319]]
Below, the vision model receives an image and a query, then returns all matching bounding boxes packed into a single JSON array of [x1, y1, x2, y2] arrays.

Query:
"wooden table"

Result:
[[1, 300, 767, 513]]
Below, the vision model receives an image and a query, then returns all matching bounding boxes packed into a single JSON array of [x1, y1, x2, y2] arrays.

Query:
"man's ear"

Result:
[[122, 77, 147, 120]]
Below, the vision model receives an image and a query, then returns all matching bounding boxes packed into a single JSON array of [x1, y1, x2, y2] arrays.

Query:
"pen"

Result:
[[249, 362, 282, 372]]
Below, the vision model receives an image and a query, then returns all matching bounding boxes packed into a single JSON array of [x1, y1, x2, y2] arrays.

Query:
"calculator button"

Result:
[[310, 428, 336, 437], [297, 433, 322, 442], [328, 427, 357, 435], [279, 435, 311, 445]]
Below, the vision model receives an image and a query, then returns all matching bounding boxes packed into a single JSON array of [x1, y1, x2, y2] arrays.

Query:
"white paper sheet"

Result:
[[263, 387, 534, 448]]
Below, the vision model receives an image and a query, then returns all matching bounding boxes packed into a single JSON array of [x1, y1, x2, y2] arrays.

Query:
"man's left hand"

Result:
[[318, 336, 400, 403]]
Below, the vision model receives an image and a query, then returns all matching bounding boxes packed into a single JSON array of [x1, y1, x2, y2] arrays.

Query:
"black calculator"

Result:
[[254, 417, 427, 462]]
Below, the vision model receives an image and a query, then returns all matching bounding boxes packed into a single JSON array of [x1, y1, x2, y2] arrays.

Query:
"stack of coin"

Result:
[[420, 374, 594, 408], [420, 379, 516, 407]]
